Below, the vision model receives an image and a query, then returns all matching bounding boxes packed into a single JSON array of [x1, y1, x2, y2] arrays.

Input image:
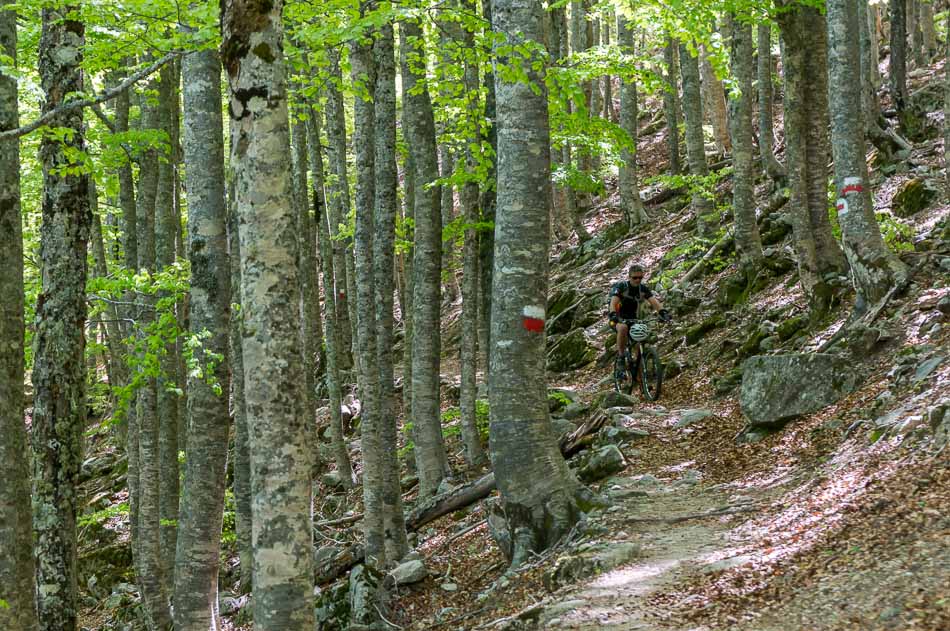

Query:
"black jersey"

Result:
[[609, 281, 653, 319]]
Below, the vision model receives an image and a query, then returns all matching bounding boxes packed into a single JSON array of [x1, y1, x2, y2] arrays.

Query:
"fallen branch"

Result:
[[0, 51, 182, 140]]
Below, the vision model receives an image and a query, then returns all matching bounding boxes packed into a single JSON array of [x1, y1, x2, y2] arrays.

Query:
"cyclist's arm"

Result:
[[648, 296, 663, 312], [609, 295, 622, 316]]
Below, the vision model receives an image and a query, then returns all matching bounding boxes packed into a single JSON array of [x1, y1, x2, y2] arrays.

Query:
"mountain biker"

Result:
[[608, 264, 671, 372]]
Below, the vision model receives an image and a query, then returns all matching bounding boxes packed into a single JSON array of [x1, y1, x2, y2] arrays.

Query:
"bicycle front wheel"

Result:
[[613, 353, 634, 395], [640, 346, 663, 401]]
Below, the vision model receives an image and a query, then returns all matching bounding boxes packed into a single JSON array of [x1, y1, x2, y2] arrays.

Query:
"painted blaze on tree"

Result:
[[488, 0, 596, 569]]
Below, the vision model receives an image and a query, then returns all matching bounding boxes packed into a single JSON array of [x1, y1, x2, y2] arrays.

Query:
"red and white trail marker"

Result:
[[522, 305, 545, 333]]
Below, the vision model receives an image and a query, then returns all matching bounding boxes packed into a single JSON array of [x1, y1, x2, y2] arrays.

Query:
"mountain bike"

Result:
[[613, 317, 663, 401]]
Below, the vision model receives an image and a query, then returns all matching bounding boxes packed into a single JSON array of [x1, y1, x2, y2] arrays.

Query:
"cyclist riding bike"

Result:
[[608, 264, 672, 375]]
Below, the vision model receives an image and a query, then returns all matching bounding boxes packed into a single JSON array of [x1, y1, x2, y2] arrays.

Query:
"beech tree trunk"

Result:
[[478, 0, 497, 375], [154, 62, 180, 595], [350, 23, 387, 569], [827, 0, 909, 309], [700, 46, 731, 155], [310, 113, 356, 489], [663, 38, 682, 175], [727, 15, 763, 272], [946, 7, 950, 191], [756, 24, 785, 181], [489, 0, 589, 570], [173, 44, 232, 631], [323, 50, 355, 369], [221, 0, 314, 627], [0, 5, 37, 628], [227, 184, 253, 594], [373, 23, 410, 562], [679, 41, 714, 235], [32, 8, 91, 630], [890, 0, 908, 113], [460, 0, 486, 468], [402, 18, 451, 500], [617, 16, 648, 229], [134, 74, 170, 628], [778, 3, 848, 315]]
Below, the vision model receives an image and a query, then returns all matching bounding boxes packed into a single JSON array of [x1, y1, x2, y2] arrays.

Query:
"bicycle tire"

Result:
[[640, 345, 663, 401], [613, 352, 634, 395]]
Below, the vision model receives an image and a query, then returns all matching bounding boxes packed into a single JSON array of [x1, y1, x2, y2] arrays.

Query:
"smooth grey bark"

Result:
[[309, 113, 355, 490], [399, 41, 416, 430], [459, 0, 486, 469], [323, 51, 355, 369], [221, 0, 315, 627], [756, 24, 786, 181], [547, 5, 571, 239], [350, 25, 386, 569], [566, 0, 593, 237], [227, 185, 252, 594], [154, 62, 180, 596], [663, 38, 682, 175], [679, 41, 714, 235], [439, 143, 461, 303], [402, 18, 451, 500], [489, 0, 588, 570], [919, 0, 936, 60], [890, 0, 908, 113], [617, 16, 648, 230], [908, 0, 925, 67], [32, 8, 91, 630], [478, 0, 497, 376], [727, 15, 763, 272], [291, 116, 320, 459], [134, 75, 170, 629], [826, 0, 909, 308], [777, 3, 847, 314], [602, 15, 616, 124], [946, 7, 950, 191], [0, 5, 37, 628], [173, 45, 231, 631], [700, 46, 731, 155], [373, 23, 410, 562]]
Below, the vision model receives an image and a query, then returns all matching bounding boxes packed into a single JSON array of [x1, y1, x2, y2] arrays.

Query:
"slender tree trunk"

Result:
[[227, 183, 252, 594], [908, 0, 925, 67], [757, 24, 786, 181], [399, 40, 416, 433], [402, 18, 451, 500], [460, 0, 486, 469], [134, 76, 170, 628], [700, 46, 731, 155], [617, 16, 648, 230], [479, 0, 497, 376], [489, 0, 589, 570], [173, 44, 231, 631], [291, 116, 320, 467], [0, 5, 37, 628], [663, 38, 683, 176], [679, 42, 714, 235], [603, 15, 616, 123], [323, 50, 355, 370], [221, 0, 315, 627], [946, 7, 950, 192], [919, 0, 936, 60], [32, 8, 91, 630], [890, 0, 908, 113], [439, 143, 461, 304], [310, 113, 356, 489], [154, 62, 180, 596], [866, 2, 883, 90], [827, 0, 910, 310], [727, 15, 764, 273], [373, 23, 410, 562], [350, 23, 387, 569]]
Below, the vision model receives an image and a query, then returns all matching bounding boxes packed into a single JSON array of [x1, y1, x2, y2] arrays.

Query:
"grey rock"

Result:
[[440, 582, 458, 592], [322, 471, 344, 489], [677, 469, 702, 486], [740, 354, 863, 428], [578, 445, 626, 483], [674, 408, 713, 428], [436, 478, 457, 496], [543, 542, 642, 591], [599, 425, 648, 445], [349, 564, 384, 627], [314, 544, 344, 569], [547, 330, 596, 372], [390, 559, 428, 586], [601, 391, 638, 409], [914, 355, 944, 382], [759, 335, 781, 351], [561, 401, 590, 420]]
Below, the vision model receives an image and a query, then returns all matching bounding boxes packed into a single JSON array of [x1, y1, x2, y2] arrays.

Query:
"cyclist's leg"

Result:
[[616, 323, 629, 356]]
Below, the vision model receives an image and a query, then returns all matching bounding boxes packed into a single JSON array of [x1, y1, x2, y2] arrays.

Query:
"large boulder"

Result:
[[390, 559, 428, 586], [547, 329, 596, 372], [892, 177, 938, 218], [740, 354, 863, 428]]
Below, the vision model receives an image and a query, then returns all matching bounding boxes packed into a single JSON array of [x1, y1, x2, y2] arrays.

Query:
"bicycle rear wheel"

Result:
[[640, 346, 663, 401], [613, 353, 634, 395]]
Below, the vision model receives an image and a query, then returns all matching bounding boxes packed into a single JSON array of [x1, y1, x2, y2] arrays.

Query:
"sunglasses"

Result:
[[630, 275, 644, 280]]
